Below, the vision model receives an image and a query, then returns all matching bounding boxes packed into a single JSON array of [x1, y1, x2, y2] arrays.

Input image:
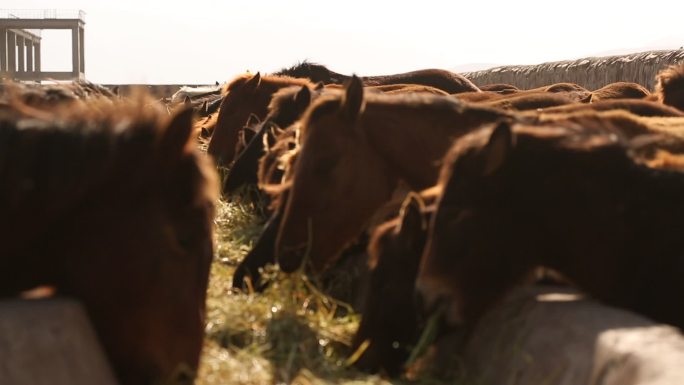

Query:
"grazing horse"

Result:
[[590, 82, 650, 101], [351, 193, 435, 375], [655, 63, 684, 112], [1, 81, 113, 109], [478, 83, 519, 92], [207, 72, 314, 166], [0, 97, 218, 385], [535, 98, 684, 117], [274, 61, 481, 94], [275, 76, 512, 274], [416, 121, 684, 329], [481, 92, 578, 111], [223, 84, 324, 195], [532, 82, 589, 93], [224, 82, 451, 196]]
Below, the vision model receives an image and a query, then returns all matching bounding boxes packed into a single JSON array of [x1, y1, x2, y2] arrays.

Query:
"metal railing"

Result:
[[0, 9, 85, 21]]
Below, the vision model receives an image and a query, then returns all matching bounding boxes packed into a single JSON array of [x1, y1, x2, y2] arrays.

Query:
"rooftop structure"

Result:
[[0, 9, 85, 82]]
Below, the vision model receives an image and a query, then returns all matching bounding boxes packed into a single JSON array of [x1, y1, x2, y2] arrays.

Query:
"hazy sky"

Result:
[[3, 0, 684, 84]]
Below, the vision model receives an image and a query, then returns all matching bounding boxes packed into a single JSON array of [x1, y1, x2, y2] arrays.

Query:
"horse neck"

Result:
[[361, 103, 457, 189]]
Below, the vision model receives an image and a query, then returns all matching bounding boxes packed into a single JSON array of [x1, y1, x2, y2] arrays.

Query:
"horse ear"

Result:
[[581, 93, 593, 103], [161, 107, 195, 162], [341, 74, 364, 121], [201, 100, 208, 114], [294, 86, 311, 110], [243, 72, 261, 94], [184, 95, 192, 105], [243, 126, 257, 142], [397, 193, 427, 249], [201, 126, 211, 138], [267, 126, 279, 146], [245, 113, 261, 128], [314, 81, 325, 90], [482, 121, 514, 176]]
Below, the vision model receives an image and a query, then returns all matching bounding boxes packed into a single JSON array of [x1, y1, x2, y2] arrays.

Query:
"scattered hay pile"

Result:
[[196, 198, 396, 385]]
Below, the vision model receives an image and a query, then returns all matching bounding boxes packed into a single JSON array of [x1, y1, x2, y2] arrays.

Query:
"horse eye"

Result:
[[313, 156, 338, 176], [178, 234, 194, 250]]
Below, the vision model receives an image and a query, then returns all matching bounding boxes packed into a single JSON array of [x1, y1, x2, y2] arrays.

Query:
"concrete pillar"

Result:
[[78, 27, 84, 75], [71, 27, 80, 77], [0, 28, 6, 73], [7, 31, 15, 73], [26, 39, 33, 72], [17, 36, 25, 73], [34, 41, 41, 72]]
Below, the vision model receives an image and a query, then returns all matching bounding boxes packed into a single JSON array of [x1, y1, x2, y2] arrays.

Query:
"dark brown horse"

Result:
[[655, 63, 684, 112], [416, 120, 684, 329], [207, 72, 314, 166], [0, 97, 218, 385], [351, 193, 435, 375], [274, 61, 480, 94], [590, 82, 650, 101], [275, 76, 512, 274]]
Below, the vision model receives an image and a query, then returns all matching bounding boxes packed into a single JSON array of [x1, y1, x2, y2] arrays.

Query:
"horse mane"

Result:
[[257, 124, 299, 207], [273, 60, 327, 77], [0, 94, 218, 227]]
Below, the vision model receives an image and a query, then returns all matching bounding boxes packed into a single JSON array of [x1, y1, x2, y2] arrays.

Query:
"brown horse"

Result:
[[351, 193, 435, 375], [376, 84, 450, 96], [590, 82, 650, 101], [274, 61, 481, 94], [226, 82, 447, 195], [416, 120, 684, 329], [275, 76, 512, 274], [481, 92, 578, 111], [655, 63, 684, 112], [0, 97, 218, 385], [478, 83, 519, 92], [207, 72, 314, 166], [531, 82, 589, 93], [535, 98, 684, 117], [1, 80, 114, 109]]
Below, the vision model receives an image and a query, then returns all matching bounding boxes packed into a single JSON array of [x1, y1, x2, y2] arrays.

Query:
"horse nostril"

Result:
[[413, 289, 426, 314], [277, 245, 307, 273]]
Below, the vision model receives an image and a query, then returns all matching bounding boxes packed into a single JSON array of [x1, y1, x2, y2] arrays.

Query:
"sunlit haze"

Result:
[[3, 0, 684, 84]]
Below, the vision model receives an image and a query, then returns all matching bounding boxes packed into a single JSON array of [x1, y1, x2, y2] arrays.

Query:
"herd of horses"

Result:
[[1, 59, 684, 384], [212, 62, 684, 375]]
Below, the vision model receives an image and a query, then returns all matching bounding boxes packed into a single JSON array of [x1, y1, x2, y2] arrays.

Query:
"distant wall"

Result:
[[463, 50, 684, 91], [101, 84, 213, 99]]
